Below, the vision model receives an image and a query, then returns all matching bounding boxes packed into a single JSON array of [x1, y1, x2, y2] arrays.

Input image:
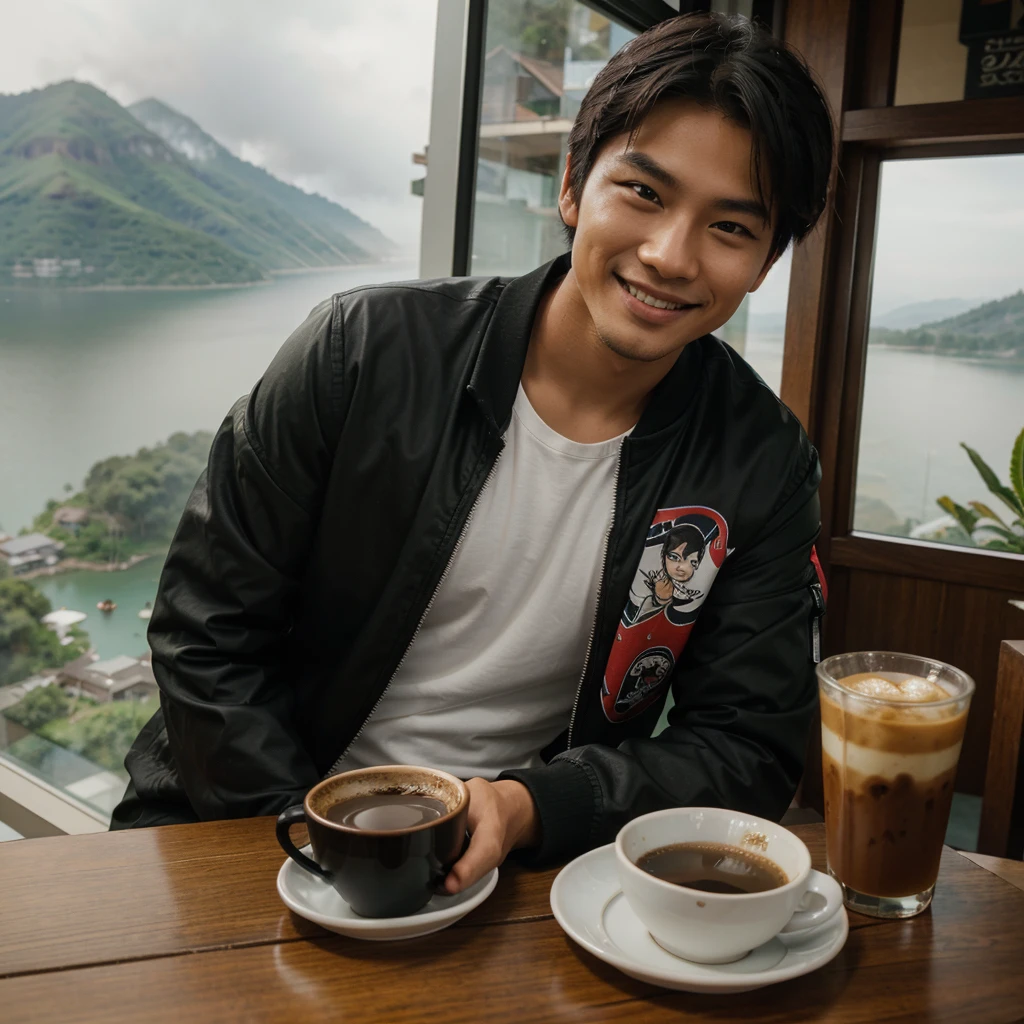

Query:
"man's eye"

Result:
[[628, 182, 660, 204], [713, 221, 754, 238]]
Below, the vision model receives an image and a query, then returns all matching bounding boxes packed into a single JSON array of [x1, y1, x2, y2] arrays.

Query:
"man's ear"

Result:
[[558, 153, 579, 229], [747, 249, 781, 294]]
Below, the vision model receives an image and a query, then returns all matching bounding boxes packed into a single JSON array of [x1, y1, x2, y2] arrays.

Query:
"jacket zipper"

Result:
[[324, 443, 506, 777], [809, 580, 826, 664], [566, 444, 623, 751]]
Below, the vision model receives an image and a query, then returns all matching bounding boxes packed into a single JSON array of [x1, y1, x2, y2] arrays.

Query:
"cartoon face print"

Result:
[[601, 506, 729, 723]]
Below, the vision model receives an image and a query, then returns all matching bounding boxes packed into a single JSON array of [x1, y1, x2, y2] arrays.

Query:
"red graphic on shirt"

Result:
[[601, 506, 729, 723]]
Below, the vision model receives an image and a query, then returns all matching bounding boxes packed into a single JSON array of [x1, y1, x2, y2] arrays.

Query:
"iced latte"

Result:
[[817, 653, 974, 919]]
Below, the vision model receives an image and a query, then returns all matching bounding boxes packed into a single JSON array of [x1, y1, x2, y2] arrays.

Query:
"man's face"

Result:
[[664, 543, 699, 583], [559, 98, 777, 363]]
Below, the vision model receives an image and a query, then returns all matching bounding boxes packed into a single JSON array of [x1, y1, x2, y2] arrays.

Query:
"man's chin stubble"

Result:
[[599, 332, 691, 364]]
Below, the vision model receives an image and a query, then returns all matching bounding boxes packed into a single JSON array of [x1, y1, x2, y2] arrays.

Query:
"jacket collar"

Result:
[[467, 252, 705, 440], [468, 254, 569, 435]]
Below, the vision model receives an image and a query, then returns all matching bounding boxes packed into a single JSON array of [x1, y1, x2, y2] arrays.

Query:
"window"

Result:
[[717, 249, 790, 396], [0, 2, 436, 829], [853, 153, 1024, 551], [470, 0, 636, 275]]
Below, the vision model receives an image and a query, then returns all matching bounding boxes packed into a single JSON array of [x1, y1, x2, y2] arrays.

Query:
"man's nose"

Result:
[[636, 216, 701, 282]]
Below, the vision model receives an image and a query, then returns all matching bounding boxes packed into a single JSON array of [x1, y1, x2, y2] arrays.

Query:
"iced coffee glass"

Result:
[[817, 651, 974, 919]]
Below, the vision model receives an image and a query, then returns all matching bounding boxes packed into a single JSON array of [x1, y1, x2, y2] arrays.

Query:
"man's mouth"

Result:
[[616, 275, 700, 313]]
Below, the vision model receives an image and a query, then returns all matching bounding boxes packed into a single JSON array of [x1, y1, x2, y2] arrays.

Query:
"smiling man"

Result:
[[113, 13, 835, 895]]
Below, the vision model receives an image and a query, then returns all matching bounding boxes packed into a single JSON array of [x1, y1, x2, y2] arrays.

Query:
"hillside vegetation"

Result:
[[869, 289, 1024, 359], [1, 81, 394, 287], [0, 579, 90, 685], [31, 430, 212, 561]]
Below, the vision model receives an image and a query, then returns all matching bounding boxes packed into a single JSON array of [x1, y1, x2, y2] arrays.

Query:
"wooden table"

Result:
[[2, 819, 1023, 1023]]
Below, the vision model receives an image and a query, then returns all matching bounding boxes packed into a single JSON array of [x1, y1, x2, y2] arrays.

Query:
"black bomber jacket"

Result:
[[112, 254, 827, 866]]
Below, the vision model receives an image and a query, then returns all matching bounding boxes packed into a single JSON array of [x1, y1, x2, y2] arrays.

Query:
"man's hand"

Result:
[[444, 778, 541, 894], [653, 571, 674, 604]]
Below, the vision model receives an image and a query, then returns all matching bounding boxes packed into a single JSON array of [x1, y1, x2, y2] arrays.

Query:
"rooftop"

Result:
[[0, 533, 60, 556]]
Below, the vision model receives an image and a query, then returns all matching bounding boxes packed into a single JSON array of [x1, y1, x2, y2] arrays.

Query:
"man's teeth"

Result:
[[626, 282, 687, 310]]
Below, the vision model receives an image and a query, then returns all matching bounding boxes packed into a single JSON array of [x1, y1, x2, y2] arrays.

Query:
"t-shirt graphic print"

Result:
[[601, 505, 729, 722]]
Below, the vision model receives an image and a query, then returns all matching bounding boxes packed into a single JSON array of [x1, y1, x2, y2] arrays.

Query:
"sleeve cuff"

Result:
[[498, 757, 600, 867]]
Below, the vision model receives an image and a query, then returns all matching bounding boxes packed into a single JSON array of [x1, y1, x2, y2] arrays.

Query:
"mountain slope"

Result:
[[129, 98, 395, 261], [870, 289, 1024, 357], [0, 81, 394, 287], [870, 297, 980, 330], [0, 82, 265, 286]]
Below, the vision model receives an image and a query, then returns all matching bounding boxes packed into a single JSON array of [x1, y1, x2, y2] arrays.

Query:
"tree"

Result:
[[0, 579, 90, 685], [4, 684, 71, 731]]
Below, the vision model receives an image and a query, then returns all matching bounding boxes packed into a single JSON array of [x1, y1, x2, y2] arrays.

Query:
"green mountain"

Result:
[[128, 98, 395, 266], [0, 81, 393, 287], [869, 289, 1024, 359]]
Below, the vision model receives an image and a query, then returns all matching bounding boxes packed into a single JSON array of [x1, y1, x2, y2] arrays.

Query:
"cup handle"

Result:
[[275, 804, 331, 880], [780, 869, 844, 934]]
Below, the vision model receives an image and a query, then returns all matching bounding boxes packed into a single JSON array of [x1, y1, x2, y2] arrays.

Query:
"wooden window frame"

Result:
[[781, 0, 1024, 589]]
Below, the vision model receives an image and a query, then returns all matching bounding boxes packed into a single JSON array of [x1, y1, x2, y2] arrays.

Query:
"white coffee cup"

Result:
[[615, 807, 843, 964]]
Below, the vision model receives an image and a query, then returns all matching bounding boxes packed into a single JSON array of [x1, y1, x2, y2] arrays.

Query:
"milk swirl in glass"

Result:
[[817, 653, 974, 919]]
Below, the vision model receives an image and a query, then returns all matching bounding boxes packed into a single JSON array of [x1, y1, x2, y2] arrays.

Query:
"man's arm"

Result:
[[145, 299, 343, 821], [501, 447, 823, 866]]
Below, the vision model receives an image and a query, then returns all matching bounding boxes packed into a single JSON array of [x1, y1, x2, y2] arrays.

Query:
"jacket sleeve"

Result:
[[502, 443, 823, 866], [144, 298, 344, 821]]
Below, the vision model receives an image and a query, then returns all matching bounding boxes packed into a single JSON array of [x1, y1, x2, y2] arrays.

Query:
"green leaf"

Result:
[[979, 538, 1024, 554], [937, 495, 979, 534], [972, 522, 1020, 542], [962, 443, 1024, 518], [967, 501, 1007, 526], [1010, 426, 1024, 509]]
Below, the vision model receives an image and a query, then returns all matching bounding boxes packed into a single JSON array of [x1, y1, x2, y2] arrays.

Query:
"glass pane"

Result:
[[894, 0, 1024, 106], [471, 0, 636, 275], [717, 248, 791, 396], [854, 154, 1024, 552], [0, 3, 436, 823]]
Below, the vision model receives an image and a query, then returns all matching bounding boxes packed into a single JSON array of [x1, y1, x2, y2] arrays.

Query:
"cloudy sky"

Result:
[[0, 0, 438, 252], [1, 2, 1020, 305]]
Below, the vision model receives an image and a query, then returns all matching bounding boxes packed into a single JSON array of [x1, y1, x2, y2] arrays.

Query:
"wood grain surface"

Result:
[[2, 819, 1023, 1023], [960, 851, 1024, 893]]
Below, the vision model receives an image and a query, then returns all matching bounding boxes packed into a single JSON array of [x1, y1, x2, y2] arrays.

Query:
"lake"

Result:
[[4, 269, 1023, 660], [0, 263, 418, 534]]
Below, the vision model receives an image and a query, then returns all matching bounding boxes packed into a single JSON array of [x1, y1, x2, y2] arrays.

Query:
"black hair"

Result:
[[661, 523, 707, 566], [565, 12, 835, 260]]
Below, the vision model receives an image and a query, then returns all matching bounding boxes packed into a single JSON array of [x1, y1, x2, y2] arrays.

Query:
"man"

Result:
[[112, 12, 834, 899]]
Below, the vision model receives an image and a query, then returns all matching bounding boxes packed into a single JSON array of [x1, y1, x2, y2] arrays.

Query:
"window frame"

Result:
[[781, 0, 1024, 590]]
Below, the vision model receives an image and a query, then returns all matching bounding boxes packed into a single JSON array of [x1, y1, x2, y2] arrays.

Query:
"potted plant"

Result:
[[936, 427, 1024, 553]]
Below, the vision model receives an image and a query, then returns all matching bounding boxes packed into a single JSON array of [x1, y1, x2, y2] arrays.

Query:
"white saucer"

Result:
[[277, 846, 499, 940], [550, 844, 848, 994]]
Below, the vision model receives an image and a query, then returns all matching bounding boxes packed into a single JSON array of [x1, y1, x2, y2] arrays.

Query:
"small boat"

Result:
[[138, 601, 153, 620], [97, 599, 117, 612]]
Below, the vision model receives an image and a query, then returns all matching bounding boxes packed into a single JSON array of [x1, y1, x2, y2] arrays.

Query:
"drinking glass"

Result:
[[817, 651, 974, 919]]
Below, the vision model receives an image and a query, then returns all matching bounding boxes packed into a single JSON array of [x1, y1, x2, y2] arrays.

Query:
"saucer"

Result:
[[277, 846, 499, 940], [550, 844, 848, 994]]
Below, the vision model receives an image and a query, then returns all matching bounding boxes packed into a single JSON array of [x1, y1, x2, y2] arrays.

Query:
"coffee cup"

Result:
[[275, 765, 470, 918], [615, 807, 843, 963]]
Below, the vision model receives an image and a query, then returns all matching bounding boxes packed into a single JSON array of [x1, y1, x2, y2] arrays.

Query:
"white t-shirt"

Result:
[[336, 385, 628, 779]]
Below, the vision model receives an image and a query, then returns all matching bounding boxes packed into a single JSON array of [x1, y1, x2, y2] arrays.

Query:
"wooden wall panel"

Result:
[[824, 567, 1023, 795]]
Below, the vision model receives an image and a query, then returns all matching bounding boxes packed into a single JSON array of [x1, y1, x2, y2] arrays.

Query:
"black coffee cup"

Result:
[[275, 765, 470, 918]]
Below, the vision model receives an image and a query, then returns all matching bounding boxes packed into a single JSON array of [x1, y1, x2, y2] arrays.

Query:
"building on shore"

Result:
[[56, 653, 158, 703], [53, 507, 90, 534], [0, 533, 64, 575]]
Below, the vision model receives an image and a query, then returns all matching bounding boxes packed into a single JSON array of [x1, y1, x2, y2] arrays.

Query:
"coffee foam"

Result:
[[820, 676, 967, 755], [841, 673, 949, 703], [821, 725, 962, 781]]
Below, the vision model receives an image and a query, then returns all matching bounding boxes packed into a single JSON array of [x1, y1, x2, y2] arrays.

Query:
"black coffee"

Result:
[[325, 792, 449, 831], [636, 841, 788, 894]]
